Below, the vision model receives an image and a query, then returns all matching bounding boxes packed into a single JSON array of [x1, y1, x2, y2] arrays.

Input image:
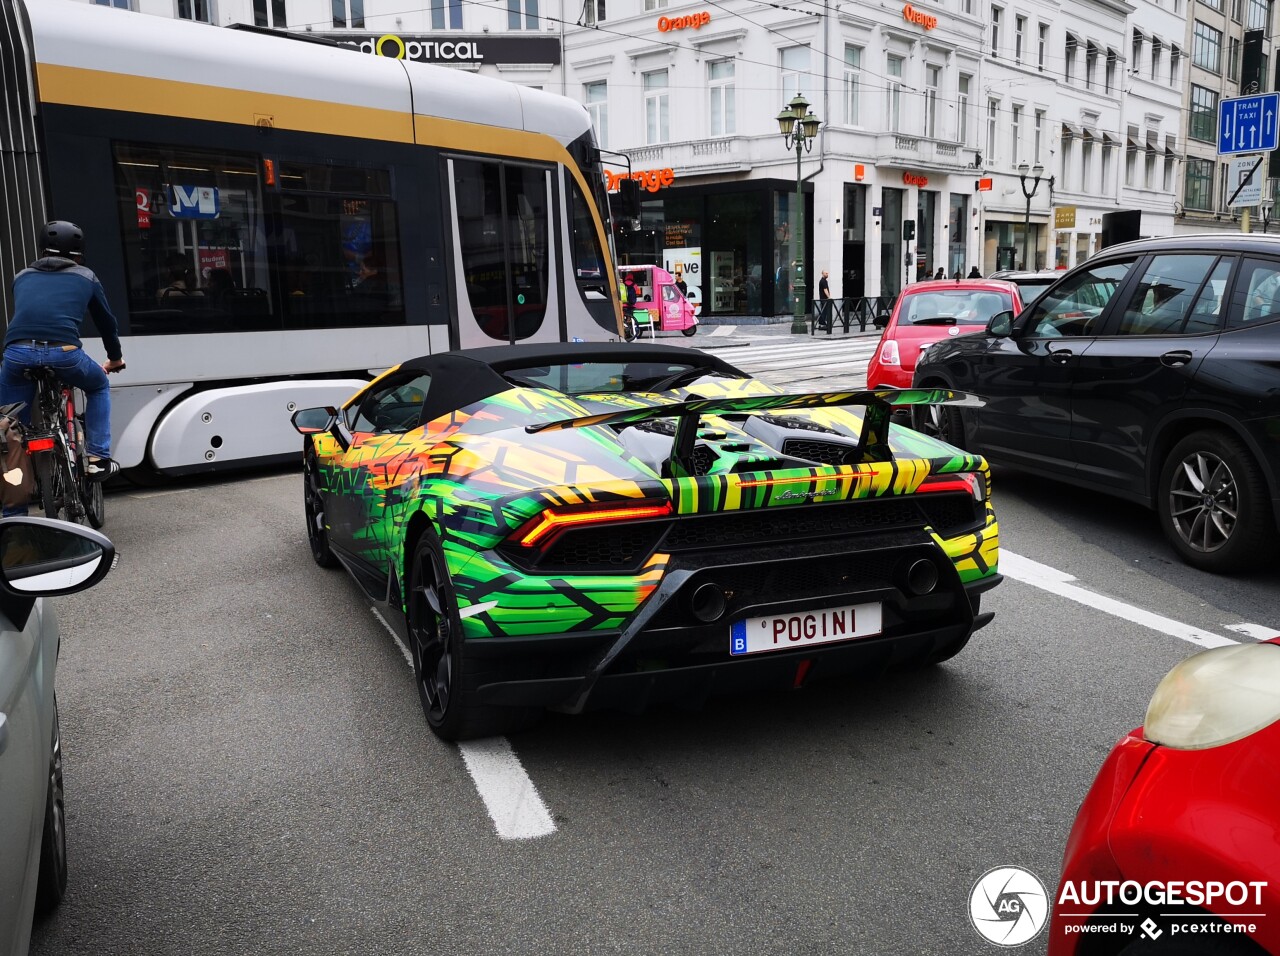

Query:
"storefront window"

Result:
[[917, 190, 938, 280], [707, 192, 762, 315], [948, 194, 968, 278], [880, 187, 903, 297], [772, 192, 793, 313], [843, 184, 867, 298]]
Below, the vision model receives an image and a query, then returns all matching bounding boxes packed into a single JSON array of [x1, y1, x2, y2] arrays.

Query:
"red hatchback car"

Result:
[[866, 279, 1023, 390], [1049, 639, 1280, 956]]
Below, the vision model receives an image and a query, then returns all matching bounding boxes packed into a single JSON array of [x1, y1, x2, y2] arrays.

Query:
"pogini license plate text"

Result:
[[729, 603, 883, 656]]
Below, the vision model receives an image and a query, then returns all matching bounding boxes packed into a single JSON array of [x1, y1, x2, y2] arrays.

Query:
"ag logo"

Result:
[[969, 865, 1048, 947]]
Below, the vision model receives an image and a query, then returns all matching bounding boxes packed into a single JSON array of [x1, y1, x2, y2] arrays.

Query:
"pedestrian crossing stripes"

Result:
[[698, 337, 881, 390]]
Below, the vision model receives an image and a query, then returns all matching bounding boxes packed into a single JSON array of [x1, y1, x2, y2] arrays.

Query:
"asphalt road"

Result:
[[26, 339, 1280, 955]]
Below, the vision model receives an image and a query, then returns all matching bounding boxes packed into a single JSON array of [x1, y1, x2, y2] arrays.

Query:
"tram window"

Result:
[[276, 194, 405, 329], [568, 178, 608, 300], [112, 143, 276, 334], [453, 158, 550, 342], [278, 162, 392, 196]]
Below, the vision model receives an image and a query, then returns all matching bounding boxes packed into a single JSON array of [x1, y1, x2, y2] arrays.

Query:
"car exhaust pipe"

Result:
[[902, 558, 940, 596], [689, 582, 728, 622]]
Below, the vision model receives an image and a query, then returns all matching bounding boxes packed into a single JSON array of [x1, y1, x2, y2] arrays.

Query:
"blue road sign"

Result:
[[1219, 93, 1280, 155]]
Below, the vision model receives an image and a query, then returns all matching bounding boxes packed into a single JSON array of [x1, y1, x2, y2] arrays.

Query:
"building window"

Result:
[[1203, 0, 1224, 9], [844, 45, 862, 126], [1230, 36, 1241, 79], [329, 0, 363, 27], [1086, 43, 1098, 89], [1126, 125, 1138, 185], [1193, 21, 1222, 74], [781, 45, 810, 102], [990, 6, 1001, 57], [1034, 108, 1044, 162], [1060, 129, 1074, 189], [1131, 31, 1143, 76], [1190, 84, 1218, 141], [430, 0, 462, 29], [1065, 35, 1077, 82], [924, 65, 940, 138], [1185, 158, 1214, 209], [643, 0, 668, 8], [1171, 45, 1182, 84], [508, 0, 538, 30], [1151, 38, 1162, 80], [962, 0, 972, 13], [582, 0, 604, 24], [887, 54, 904, 133], [1246, 0, 1267, 28], [708, 60, 735, 137], [1106, 48, 1117, 92], [958, 74, 971, 145], [179, 0, 215, 21], [94, 0, 133, 6], [585, 81, 608, 149], [252, 0, 285, 25], [1015, 16, 1026, 63], [1102, 140, 1113, 190], [1145, 134, 1156, 188], [1164, 136, 1176, 191], [644, 71, 669, 144], [987, 98, 998, 163], [1010, 104, 1021, 163], [1232, 0, 1242, 20], [1038, 23, 1048, 70], [1082, 138, 1093, 191]]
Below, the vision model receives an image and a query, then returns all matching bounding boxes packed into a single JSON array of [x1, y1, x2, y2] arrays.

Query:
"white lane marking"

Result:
[[370, 607, 557, 841], [127, 487, 203, 499], [1225, 622, 1280, 640], [1001, 551, 1238, 649], [370, 606, 414, 668], [457, 737, 557, 841]]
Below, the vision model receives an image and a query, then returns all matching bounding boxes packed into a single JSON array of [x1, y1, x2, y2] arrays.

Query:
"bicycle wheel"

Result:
[[72, 411, 104, 528], [32, 451, 62, 519]]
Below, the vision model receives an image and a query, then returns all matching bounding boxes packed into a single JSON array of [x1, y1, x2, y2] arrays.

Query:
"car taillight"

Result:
[[918, 472, 985, 501], [879, 340, 900, 366], [26, 437, 54, 453], [511, 499, 673, 548]]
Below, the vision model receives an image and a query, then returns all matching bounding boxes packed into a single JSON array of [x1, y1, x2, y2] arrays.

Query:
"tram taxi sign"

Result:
[[1218, 93, 1280, 155]]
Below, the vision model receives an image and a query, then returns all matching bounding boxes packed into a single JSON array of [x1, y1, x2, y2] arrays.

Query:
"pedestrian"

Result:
[[968, 266, 982, 278], [933, 267, 945, 280], [952, 269, 962, 280], [817, 269, 833, 329]]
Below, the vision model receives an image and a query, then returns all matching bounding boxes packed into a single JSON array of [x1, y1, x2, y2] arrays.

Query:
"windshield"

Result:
[[1012, 278, 1055, 302], [898, 289, 1014, 326], [502, 360, 745, 395]]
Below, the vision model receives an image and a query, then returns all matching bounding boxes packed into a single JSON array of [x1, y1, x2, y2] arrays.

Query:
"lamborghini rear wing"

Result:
[[526, 387, 984, 473]]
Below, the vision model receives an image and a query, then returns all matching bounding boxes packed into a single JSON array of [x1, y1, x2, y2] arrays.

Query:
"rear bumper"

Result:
[[466, 533, 999, 713]]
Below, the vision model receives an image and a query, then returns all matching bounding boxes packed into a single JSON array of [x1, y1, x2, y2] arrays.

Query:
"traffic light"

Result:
[[903, 220, 916, 241]]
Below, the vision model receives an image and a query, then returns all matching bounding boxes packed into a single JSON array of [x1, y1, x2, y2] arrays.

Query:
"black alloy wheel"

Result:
[[34, 698, 67, 916], [910, 398, 965, 449], [303, 446, 338, 568], [1158, 430, 1274, 573], [405, 532, 538, 741]]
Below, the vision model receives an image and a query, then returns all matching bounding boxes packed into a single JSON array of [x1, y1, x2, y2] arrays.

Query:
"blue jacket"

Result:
[[7, 257, 123, 360]]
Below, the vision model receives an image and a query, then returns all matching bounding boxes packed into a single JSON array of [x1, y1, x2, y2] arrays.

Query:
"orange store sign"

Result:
[[903, 172, 929, 187], [606, 168, 677, 193], [657, 11, 711, 31], [902, 3, 938, 29]]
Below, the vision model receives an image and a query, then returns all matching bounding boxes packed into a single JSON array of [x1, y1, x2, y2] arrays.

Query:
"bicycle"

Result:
[[23, 367, 104, 528]]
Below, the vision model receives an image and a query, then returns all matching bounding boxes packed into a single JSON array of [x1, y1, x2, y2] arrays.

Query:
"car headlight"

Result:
[[1145, 643, 1280, 750]]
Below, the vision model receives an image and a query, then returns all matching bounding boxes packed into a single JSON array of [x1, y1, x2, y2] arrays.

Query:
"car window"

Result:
[[898, 289, 1014, 326], [502, 360, 744, 395], [1023, 260, 1135, 338], [1184, 259, 1233, 334], [1012, 278, 1055, 302], [349, 373, 432, 434], [1115, 255, 1219, 336], [1228, 257, 1280, 329]]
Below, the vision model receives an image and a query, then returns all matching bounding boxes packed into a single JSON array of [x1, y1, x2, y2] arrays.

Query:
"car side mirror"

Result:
[[987, 311, 1014, 337], [291, 406, 337, 435], [0, 517, 114, 597]]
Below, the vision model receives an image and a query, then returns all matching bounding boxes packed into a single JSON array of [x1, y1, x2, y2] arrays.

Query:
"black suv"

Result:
[[912, 235, 1280, 573]]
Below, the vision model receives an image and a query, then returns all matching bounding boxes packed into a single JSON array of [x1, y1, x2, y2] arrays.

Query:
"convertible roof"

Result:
[[398, 342, 745, 421]]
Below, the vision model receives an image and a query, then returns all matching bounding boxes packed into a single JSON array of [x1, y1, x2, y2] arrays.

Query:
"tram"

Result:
[[0, 0, 621, 474]]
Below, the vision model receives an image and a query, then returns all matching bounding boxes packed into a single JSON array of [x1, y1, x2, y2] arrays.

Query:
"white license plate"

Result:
[[729, 602, 883, 656]]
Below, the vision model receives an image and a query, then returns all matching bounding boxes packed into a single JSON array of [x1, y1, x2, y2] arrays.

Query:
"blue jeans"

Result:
[[0, 344, 112, 458]]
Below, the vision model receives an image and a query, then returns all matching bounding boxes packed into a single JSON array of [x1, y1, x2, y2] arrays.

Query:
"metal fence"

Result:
[[809, 296, 897, 335]]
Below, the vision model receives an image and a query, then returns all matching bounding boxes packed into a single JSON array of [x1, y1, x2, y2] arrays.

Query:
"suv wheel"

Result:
[[1158, 430, 1275, 573]]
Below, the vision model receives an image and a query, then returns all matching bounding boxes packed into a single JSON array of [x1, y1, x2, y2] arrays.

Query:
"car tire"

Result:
[[303, 445, 339, 569], [681, 325, 697, 337], [406, 530, 540, 741], [909, 389, 966, 449], [34, 698, 67, 918], [1158, 430, 1275, 574]]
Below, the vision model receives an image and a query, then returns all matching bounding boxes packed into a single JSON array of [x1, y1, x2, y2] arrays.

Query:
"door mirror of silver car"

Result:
[[987, 311, 1015, 337], [291, 406, 337, 435], [0, 517, 114, 596]]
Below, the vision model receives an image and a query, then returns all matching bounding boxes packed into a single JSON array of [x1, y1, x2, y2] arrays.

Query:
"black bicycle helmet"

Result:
[[38, 220, 84, 257]]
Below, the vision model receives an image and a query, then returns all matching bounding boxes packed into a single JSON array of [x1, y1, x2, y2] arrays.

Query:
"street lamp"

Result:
[[1017, 162, 1046, 270], [777, 93, 821, 333]]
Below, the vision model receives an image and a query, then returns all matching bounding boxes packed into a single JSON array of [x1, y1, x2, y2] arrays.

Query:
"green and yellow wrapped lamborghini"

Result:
[[292, 343, 1002, 740]]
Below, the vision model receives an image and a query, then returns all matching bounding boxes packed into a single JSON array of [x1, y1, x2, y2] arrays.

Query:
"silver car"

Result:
[[0, 517, 114, 956]]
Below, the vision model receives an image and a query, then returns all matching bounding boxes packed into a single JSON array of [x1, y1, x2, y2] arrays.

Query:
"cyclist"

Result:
[[0, 221, 126, 503]]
